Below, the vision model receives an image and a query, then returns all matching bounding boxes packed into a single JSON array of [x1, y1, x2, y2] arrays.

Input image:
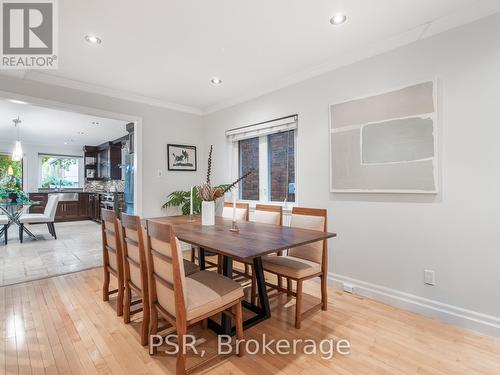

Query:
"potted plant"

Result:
[[163, 145, 251, 226]]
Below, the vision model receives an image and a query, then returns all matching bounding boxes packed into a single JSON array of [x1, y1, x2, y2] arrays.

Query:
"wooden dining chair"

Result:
[[261, 207, 328, 328], [190, 202, 250, 273], [247, 204, 283, 304], [146, 220, 244, 374], [101, 208, 125, 316], [222, 201, 250, 221], [119, 213, 150, 345]]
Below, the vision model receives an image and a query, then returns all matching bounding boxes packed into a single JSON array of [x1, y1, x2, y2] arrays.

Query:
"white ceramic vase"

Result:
[[201, 200, 215, 226]]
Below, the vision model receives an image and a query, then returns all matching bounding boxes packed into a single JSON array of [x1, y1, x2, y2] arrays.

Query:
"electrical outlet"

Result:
[[343, 282, 356, 294], [424, 269, 435, 286], [158, 169, 164, 177]]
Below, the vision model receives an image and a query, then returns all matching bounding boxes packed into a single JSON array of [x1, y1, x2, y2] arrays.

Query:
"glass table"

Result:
[[0, 201, 41, 241]]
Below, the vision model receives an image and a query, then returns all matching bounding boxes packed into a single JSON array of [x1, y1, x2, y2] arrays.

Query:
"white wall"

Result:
[[0, 141, 84, 192], [0, 76, 205, 218], [202, 14, 500, 335]]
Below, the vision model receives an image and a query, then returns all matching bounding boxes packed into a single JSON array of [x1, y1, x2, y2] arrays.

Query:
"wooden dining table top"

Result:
[[145, 215, 337, 260]]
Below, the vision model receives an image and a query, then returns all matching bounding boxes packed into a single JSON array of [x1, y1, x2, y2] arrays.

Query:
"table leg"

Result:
[[252, 256, 271, 318], [0, 206, 38, 241], [221, 255, 233, 334], [207, 255, 272, 336], [199, 247, 206, 270]]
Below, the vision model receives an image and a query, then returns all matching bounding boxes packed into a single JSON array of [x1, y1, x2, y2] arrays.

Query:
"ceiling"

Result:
[[3, 0, 500, 114], [0, 99, 129, 148]]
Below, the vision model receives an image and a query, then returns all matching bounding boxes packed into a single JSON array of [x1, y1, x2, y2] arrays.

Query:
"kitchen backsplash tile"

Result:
[[85, 180, 124, 192]]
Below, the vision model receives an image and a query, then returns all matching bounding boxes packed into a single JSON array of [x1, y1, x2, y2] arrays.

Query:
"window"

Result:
[[268, 130, 295, 202], [239, 137, 260, 200], [0, 153, 23, 190], [39, 155, 81, 188], [228, 115, 297, 203]]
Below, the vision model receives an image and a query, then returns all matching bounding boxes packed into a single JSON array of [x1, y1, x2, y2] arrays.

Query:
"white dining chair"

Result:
[[0, 215, 8, 245], [19, 195, 60, 242]]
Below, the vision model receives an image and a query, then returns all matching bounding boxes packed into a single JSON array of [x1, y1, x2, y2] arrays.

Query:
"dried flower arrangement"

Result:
[[197, 145, 251, 201]]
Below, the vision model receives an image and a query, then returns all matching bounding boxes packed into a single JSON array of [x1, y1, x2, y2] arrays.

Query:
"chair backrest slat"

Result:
[[146, 220, 186, 320], [101, 209, 123, 275], [254, 204, 283, 226], [222, 202, 249, 221], [120, 213, 148, 297], [288, 207, 327, 264]]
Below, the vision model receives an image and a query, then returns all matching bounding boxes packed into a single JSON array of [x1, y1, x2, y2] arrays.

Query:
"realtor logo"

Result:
[[1, 0, 58, 69]]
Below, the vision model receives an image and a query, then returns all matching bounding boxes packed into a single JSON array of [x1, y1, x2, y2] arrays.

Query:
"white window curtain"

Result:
[[225, 115, 298, 142]]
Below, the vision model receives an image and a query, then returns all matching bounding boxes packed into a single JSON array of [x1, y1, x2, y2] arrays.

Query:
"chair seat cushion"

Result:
[[0, 215, 9, 225], [19, 214, 50, 223], [183, 259, 199, 276], [185, 271, 243, 321], [262, 255, 321, 279]]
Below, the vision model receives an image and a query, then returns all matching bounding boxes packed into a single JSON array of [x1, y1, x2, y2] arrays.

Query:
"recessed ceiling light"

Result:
[[211, 77, 222, 85], [84, 34, 102, 45], [330, 13, 347, 25], [8, 99, 27, 105]]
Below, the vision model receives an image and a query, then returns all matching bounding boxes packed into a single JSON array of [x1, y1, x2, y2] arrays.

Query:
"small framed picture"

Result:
[[167, 144, 197, 171]]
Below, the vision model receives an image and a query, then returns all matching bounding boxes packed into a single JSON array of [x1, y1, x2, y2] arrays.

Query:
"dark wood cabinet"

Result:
[[78, 193, 89, 217], [85, 142, 122, 181], [88, 193, 101, 222], [28, 193, 94, 222], [29, 193, 47, 214]]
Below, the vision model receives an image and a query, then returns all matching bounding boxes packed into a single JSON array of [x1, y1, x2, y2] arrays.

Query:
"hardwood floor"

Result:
[[1, 267, 500, 374]]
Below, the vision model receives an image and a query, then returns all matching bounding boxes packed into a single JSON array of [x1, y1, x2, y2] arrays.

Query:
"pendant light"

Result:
[[11, 116, 23, 161]]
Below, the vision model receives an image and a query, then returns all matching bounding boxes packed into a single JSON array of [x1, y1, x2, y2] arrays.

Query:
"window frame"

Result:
[[236, 129, 297, 205], [38, 154, 83, 189]]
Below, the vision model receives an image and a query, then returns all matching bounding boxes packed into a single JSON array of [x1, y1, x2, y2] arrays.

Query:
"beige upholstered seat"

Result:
[[186, 271, 243, 320], [260, 255, 320, 279], [146, 219, 244, 374]]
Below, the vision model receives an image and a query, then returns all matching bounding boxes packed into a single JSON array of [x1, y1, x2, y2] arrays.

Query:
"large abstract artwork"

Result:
[[329, 81, 438, 193]]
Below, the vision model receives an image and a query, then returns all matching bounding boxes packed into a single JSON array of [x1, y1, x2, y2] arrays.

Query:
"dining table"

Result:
[[147, 215, 337, 335], [0, 201, 41, 241]]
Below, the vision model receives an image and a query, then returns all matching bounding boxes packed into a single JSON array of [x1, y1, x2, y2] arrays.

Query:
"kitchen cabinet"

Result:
[[84, 142, 122, 181], [28, 193, 93, 222], [88, 193, 101, 223], [78, 193, 89, 217]]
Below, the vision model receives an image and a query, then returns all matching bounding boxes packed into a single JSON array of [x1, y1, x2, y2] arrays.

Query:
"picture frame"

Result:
[[167, 144, 197, 171]]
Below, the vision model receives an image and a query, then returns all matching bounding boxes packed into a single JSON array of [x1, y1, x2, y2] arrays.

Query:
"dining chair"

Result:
[[222, 201, 250, 221], [18, 195, 59, 243], [120, 213, 200, 345], [190, 202, 250, 273], [119, 213, 151, 345], [101, 208, 125, 316], [261, 207, 328, 328], [0, 215, 8, 245], [146, 219, 244, 374], [247, 204, 283, 304]]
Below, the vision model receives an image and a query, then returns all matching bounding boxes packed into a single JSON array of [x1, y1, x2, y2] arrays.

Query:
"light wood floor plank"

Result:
[[1, 267, 500, 374]]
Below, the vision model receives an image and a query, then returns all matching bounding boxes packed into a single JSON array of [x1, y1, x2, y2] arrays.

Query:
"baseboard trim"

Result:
[[328, 273, 500, 338]]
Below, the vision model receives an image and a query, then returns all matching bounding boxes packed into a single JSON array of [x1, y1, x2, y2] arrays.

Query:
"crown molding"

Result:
[[3, 2, 499, 117], [22, 71, 203, 115], [202, 3, 500, 115]]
